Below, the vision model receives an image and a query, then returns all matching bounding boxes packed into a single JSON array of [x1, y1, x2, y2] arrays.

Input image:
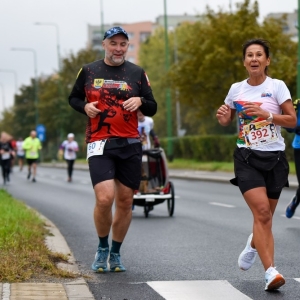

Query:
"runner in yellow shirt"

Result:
[[22, 130, 42, 182]]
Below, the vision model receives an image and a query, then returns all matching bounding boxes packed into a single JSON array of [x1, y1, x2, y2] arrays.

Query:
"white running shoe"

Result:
[[238, 233, 257, 271], [265, 266, 285, 291]]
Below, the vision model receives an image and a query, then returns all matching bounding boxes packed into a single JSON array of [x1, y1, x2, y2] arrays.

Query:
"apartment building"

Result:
[[87, 14, 200, 64], [266, 9, 298, 42], [87, 21, 153, 63]]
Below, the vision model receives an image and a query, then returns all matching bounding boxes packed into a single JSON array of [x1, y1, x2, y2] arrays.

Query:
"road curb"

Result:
[[42, 214, 95, 300]]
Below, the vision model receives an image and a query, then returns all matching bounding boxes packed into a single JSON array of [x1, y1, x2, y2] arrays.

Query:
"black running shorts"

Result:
[[230, 147, 289, 199], [26, 158, 38, 165], [88, 142, 143, 189]]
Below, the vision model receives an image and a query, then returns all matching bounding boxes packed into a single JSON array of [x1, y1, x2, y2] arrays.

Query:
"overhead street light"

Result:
[[0, 69, 18, 94], [35, 22, 61, 72], [11, 47, 39, 127]]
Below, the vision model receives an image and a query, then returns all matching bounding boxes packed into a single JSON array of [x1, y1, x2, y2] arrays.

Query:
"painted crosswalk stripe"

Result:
[[147, 280, 252, 300], [209, 202, 235, 208]]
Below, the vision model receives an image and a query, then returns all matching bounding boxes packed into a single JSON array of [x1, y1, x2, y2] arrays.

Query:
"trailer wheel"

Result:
[[167, 181, 175, 217], [144, 206, 150, 218]]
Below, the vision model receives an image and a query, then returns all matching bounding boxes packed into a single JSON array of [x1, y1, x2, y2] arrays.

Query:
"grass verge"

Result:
[[0, 189, 78, 282]]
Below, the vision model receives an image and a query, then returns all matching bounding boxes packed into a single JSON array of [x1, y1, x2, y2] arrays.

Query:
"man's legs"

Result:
[[66, 159, 75, 182], [93, 179, 115, 237], [31, 162, 37, 182], [91, 179, 114, 272], [112, 179, 134, 242], [92, 178, 134, 272], [27, 160, 32, 179]]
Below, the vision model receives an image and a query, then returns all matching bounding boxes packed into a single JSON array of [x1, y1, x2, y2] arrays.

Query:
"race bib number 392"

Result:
[[243, 121, 278, 148], [87, 140, 107, 160]]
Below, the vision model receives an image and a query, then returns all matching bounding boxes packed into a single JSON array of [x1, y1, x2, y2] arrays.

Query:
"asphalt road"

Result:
[[4, 166, 300, 300]]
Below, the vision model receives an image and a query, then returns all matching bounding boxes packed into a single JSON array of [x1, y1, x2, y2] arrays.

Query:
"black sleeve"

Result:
[[139, 70, 157, 117], [68, 67, 88, 115]]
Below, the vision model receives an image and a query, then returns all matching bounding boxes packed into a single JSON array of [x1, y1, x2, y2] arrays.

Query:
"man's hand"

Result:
[[123, 97, 142, 112], [84, 101, 101, 118]]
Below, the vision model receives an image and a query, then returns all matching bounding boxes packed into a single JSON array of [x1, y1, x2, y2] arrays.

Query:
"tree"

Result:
[[139, 0, 297, 136]]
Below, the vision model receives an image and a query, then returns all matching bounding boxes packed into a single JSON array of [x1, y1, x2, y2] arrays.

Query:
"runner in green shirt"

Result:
[[22, 130, 42, 182]]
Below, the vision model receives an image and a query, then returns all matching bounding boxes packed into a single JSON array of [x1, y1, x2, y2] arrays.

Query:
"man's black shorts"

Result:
[[88, 142, 142, 190], [230, 147, 289, 199], [26, 158, 38, 165]]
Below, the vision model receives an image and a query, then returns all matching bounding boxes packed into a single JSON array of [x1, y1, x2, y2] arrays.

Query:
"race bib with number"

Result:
[[243, 120, 278, 148], [87, 140, 107, 159], [1, 152, 10, 160]]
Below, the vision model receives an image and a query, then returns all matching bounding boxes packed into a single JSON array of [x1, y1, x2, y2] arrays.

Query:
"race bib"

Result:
[[87, 140, 107, 159], [1, 152, 10, 160], [243, 120, 278, 148]]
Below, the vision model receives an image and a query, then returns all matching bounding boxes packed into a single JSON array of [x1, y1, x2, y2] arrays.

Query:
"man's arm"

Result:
[[139, 70, 157, 117], [68, 67, 88, 115]]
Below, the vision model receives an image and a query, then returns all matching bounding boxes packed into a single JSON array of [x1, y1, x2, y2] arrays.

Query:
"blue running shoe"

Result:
[[286, 195, 300, 219], [91, 247, 109, 273], [109, 252, 126, 272]]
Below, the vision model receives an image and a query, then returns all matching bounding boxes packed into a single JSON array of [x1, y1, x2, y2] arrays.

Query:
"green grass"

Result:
[[0, 190, 77, 282]]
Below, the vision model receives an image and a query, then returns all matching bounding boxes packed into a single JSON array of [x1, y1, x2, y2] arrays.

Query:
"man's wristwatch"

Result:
[[266, 112, 273, 122], [140, 97, 146, 105]]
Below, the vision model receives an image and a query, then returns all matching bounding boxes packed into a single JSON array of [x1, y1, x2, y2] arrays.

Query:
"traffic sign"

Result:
[[36, 124, 46, 142]]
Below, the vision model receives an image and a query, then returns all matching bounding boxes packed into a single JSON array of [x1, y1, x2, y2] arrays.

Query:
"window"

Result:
[[128, 44, 135, 51], [127, 32, 134, 39], [127, 57, 135, 63], [140, 32, 151, 42]]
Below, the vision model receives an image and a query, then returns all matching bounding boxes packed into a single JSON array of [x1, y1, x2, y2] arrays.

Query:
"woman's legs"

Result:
[[243, 186, 278, 270]]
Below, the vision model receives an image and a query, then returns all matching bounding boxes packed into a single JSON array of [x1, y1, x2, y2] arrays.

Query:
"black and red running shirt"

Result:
[[69, 59, 157, 143]]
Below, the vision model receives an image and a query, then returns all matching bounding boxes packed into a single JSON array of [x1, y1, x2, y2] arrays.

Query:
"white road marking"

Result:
[[147, 280, 252, 300], [295, 278, 300, 283], [209, 202, 235, 208]]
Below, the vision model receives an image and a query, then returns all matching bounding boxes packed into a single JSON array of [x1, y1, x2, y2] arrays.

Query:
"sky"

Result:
[[0, 0, 297, 113]]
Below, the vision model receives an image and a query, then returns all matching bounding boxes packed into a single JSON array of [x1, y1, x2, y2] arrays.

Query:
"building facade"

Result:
[[266, 10, 298, 42], [87, 15, 201, 64]]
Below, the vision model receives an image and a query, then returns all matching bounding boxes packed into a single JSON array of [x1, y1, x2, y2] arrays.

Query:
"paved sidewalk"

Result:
[[0, 216, 95, 300]]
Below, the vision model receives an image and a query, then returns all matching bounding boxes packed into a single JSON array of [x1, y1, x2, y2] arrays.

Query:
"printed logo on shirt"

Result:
[[93, 79, 132, 91], [94, 79, 105, 89], [261, 90, 272, 97]]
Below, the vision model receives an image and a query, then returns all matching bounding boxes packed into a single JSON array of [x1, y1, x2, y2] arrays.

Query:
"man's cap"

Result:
[[103, 26, 129, 40], [67, 133, 74, 138]]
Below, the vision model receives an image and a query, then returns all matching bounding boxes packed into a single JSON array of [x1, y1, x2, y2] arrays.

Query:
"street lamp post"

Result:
[[0, 69, 18, 94], [0, 83, 5, 111], [163, 0, 173, 161], [100, 0, 104, 38], [35, 22, 64, 140], [11, 48, 39, 127]]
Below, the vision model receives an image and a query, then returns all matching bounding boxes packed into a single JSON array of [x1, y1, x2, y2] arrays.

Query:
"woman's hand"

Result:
[[216, 104, 232, 126], [243, 102, 269, 119]]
